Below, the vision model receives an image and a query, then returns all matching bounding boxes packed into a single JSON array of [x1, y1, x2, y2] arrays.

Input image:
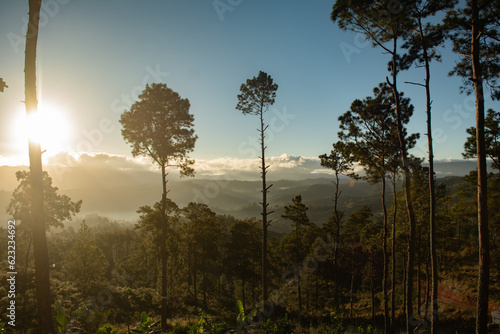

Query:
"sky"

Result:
[[0, 0, 498, 184]]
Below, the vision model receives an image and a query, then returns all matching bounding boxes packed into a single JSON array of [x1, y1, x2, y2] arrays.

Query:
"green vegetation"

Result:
[[1, 168, 498, 332], [4, 0, 499, 333]]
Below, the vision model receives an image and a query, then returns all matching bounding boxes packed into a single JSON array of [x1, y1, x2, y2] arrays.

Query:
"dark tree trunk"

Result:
[[457, 220, 462, 256], [391, 175, 397, 331], [242, 279, 246, 310], [333, 170, 342, 313], [382, 177, 390, 334], [193, 265, 198, 307], [203, 269, 207, 309], [315, 270, 320, 311], [350, 269, 355, 318], [417, 229, 421, 317], [161, 164, 168, 330], [371, 252, 375, 321], [416, 14, 439, 332], [296, 227, 302, 316], [387, 36, 417, 333], [252, 277, 256, 305], [259, 109, 272, 304], [144, 246, 148, 286], [403, 250, 407, 321], [306, 280, 310, 313], [154, 246, 158, 287], [23, 232, 32, 295], [170, 256, 175, 313], [425, 252, 431, 320], [25, 0, 54, 332], [471, 1, 490, 332]]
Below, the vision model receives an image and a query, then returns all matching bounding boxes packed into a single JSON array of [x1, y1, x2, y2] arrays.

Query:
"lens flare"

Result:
[[13, 103, 72, 155]]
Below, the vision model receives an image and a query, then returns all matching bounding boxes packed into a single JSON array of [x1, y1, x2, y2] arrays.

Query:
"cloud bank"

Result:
[[0, 152, 333, 191], [1, 152, 482, 193]]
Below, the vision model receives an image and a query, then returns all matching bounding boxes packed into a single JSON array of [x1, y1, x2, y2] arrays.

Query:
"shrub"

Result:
[[96, 323, 117, 334]]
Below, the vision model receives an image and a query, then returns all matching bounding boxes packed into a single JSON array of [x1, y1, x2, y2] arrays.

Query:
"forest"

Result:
[[1, 0, 500, 333]]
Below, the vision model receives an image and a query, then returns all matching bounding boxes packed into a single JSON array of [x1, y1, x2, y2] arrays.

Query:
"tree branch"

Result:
[[404, 81, 426, 87]]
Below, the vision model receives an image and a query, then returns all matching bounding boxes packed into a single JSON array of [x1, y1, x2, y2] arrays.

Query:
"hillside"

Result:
[[1, 173, 465, 233]]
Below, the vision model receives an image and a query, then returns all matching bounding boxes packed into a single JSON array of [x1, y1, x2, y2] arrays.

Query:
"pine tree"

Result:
[[236, 71, 278, 304], [120, 83, 197, 330]]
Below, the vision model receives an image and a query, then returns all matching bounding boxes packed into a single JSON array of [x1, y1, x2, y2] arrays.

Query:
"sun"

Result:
[[12, 103, 72, 156]]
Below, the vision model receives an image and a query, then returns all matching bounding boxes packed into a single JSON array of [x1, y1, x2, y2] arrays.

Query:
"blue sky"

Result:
[[0, 0, 497, 173]]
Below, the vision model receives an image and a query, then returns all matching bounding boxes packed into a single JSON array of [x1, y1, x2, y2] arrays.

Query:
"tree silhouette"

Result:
[[402, 2, 455, 330], [338, 82, 417, 331], [64, 222, 108, 294], [236, 71, 278, 304], [281, 195, 311, 316], [342, 205, 378, 319], [388, 157, 400, 324], [134, 199, 179, 288], [7, 170, 82, 230], [182, 202, 223, 309], [23, 0, 53, 331], [445, 1, 500, 330], [0, 77, 7, 92], [319, 141, 352, 312], [464, 109, 500, 171], [226, 218, 261, 309], [331, 2, 418, 331], [120, 82, 197, 330]]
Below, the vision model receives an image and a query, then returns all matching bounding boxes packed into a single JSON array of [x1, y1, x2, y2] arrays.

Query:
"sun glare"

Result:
[[13, 103, 72, 156]]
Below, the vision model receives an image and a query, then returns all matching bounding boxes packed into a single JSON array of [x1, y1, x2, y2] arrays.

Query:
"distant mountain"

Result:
[[0, 175, 465, 234], [0, 159, 481, 232]]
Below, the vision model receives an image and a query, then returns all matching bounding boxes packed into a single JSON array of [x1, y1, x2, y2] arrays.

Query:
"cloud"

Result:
[[46, 152, 154, 170], [0, 152, 332, 192], [1, 154, 483, 193], [193, 153, 327, 180]]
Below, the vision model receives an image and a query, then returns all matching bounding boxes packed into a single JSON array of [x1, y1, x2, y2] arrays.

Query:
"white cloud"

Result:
[[0, 152, 329, 186], [4, 153, 478, 190], [193, 154, 326, 180]]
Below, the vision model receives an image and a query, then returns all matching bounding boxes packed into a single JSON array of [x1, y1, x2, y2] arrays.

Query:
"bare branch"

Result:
[[404, 81, 426, 87]]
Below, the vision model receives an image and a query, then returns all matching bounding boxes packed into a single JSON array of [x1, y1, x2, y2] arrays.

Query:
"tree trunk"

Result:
[[154, 246, 158, 287], [425, 252, 431, 320], [252, 277, 256, 305], [144, 246, 148, 286], [25, 0, 54, 332], [23, 232, 32, 295], [350, 270, 354, 318], [242, 278, 246, 310], [193, 265, 198, 307], [387, 36, 417, 333], [391, 175, 397, 331], [333, 171, 342, 313], [296, 227, 302, 316], [416, 14, 439, 332], [315, 270, 320, 311], [403, 250, 407, 321], [161, 163, 168, 330], [170, 255, 174, 313], [260, 109, 271, 304], [371, 252, 375, 321], [382, 177, 390, 334], [306, 280, 310, 314], [203, 269, 207, 309], [417, 229, 421, 317], [471, 1, 490, 332]]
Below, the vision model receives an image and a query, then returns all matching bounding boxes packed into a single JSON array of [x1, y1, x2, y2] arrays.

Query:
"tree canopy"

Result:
[[120, 83, 197, 175], [7, 170, 82, 230], [236, 71, 278, 116]]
